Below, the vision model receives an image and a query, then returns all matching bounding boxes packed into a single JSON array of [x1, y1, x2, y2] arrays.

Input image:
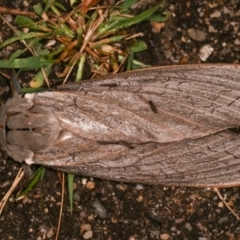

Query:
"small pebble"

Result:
[[136, 184, 144, 190], [23, 0, 29, 7], [86, 181, 95, 190], [46, 228, 54, 238], [218, 216, 228, 224], [208, 25, 217, 33], [208, 3, 218, 8], [223, 6, 230, 14], [44, 208, 49, 214], [187, 28, 207, 41], [5, 15, 12, 23], [198, 44, 213, 61], [128, 236, 137, 240], [160, 233, 171, 240], [91, 199, 107, 219], [45, 39, 57, 48], [73, 192, 81, 202], [210, 10, 221, 18], [218, 201, 224, 208], [234, 39, 240, 45], [116, 184, 128, 191], [83, 230, 93, 239], [80, 223, 91, 233], [82, 178, 87, 185], [185, 222, 192, 231], [23, 28, 29, 33]]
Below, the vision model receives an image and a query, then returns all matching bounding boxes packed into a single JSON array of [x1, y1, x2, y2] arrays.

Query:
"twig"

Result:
[[55, 173, 65, 240], [0, 6, 37, 18], [214, 187, 240, 221], [0, 168, 25, 215]]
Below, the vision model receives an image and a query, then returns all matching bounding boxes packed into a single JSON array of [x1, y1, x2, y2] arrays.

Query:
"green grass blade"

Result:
[[91, 35, 127, 48], [115, 4, 160, 30], [67, 173, 75, 214], [121, 0, 138, 9], [0, 56, 53, 70], [9, 49, 28, 61], [33, 3, 44, 16], [75, 54, 86, 82], [96, 21, 119, 38], [15, 15, 44, 31], [131, 58, 151, 69], [29, 65, 52, 87], [20, 87, 45, 94], [130, 41, 148, 53], [43, 0, 56, 13], [0, 32, 48, 49], [15, 167, 45, 200], [127, 52, 133, 71], [147, 11, 172, 22]]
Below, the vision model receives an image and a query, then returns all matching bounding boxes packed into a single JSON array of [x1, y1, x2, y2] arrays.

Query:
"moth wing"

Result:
[[32, 64, 240, 144], [34, 130, 240, 187]]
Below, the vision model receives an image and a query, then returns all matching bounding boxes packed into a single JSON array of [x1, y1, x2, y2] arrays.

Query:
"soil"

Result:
[[1, 0, 240, 240]]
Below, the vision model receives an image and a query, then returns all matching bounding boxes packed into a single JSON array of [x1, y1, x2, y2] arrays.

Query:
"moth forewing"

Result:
[[34, 130, 240, 188], [1, 64, 240, 187]]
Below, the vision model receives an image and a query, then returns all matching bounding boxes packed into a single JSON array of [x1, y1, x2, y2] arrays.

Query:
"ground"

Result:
[[0, 0, 240, 239]]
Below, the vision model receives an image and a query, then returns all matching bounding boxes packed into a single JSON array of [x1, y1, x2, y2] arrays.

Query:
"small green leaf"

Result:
[[130, 41, 148, 53], [33, 4, 44, 16], [15, 16, 44, 31], [29, 65, 52, 87]]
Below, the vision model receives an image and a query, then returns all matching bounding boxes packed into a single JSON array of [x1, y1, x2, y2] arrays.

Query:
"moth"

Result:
[[1, 64, 240, 188]]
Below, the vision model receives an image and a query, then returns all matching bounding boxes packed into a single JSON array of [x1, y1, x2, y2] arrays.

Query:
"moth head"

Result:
[[0, 95, 62, 164]]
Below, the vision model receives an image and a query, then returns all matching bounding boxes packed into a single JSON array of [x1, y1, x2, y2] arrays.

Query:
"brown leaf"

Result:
[[79, 0, 100, 14]]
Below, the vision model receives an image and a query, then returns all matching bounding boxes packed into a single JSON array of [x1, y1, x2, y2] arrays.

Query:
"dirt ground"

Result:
[[1, 0, 240, 239]]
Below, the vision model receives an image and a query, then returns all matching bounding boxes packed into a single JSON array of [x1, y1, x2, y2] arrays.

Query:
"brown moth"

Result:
[[1, 64, 240, 187]]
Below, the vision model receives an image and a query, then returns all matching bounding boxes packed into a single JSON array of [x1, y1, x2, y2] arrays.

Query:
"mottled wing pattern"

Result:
[[32, 65, 240, 144], [34, 130, 240, 187], [2, 64, 240, 187]]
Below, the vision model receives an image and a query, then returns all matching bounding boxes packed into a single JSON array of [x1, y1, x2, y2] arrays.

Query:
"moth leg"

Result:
[[10, 73, 21, 96], [6, 144, 34, 164], [21, 163, 34, 176], [0, 74, 23, 146], [0, 105, 7, 151], [5, 95, 33, 115]]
